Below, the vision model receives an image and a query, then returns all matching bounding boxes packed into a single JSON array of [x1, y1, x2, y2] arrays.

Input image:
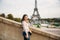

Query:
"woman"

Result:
[[21, 14, 32, 40]]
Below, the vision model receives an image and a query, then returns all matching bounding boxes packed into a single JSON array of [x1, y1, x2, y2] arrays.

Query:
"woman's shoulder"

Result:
[[22, 21, 26, 24]]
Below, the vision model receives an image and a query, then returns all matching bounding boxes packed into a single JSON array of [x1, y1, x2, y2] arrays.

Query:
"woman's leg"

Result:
[[27, 34, 30, 40], [23, 32, 30, 40], [24, 35, 30, 40], [23, 32, 27, 40], [24, 36, 27, 40]]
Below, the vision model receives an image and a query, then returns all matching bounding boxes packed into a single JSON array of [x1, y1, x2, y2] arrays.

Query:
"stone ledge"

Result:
[[30, 27, 60, 40], [0, 17, 3, 22], [0, 17, 60, 40], [0, 17, 21, 28]]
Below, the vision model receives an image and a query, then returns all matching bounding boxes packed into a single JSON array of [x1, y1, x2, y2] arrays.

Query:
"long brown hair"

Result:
[[21, 14, 28, 22]]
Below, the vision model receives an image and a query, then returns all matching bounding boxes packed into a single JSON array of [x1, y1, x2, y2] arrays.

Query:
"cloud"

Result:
[[0, 0, 60, 18], [38, 0, 60, 18]]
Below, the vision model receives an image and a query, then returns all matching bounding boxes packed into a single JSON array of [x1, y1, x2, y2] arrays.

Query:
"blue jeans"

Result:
[[23, 32, 30, 40]]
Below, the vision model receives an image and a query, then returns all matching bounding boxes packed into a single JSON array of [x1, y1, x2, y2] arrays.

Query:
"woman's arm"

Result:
[[28, 23, 32, 33]]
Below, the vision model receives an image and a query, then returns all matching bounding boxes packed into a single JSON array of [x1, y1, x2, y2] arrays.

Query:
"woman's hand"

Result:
[[25, 34, 28, 38], [30, 30, 32, 33]]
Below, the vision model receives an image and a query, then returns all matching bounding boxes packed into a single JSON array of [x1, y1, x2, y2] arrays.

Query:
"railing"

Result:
[[0, 17, 60, 40]]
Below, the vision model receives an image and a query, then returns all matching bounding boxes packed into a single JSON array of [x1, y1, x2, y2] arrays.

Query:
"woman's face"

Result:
[[24, 16, 28, 20]]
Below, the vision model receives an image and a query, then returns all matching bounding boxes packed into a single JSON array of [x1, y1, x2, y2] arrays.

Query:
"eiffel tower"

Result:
[[31, 0, 41, 25]]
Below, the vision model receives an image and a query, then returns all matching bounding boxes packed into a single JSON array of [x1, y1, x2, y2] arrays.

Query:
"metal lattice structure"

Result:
[[31, 0, 41, 25]]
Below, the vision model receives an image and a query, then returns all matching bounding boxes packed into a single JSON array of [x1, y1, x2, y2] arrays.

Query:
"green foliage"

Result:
[[7, 14, 14, 20], [54, 18, 60, 22], [37, 24, 40, 28], [0, 13, 21, 22], [33, 24, 40, 28], [14, 18, 21, 22], [53, 23, 60, 26], [0, 13, 5, 17]]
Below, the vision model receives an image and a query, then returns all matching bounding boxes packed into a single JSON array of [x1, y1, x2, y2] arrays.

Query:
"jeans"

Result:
[[23, 32, 30, 40]]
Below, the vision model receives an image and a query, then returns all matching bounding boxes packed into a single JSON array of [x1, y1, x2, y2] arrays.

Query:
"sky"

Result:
[[0, 0, 60, 18]]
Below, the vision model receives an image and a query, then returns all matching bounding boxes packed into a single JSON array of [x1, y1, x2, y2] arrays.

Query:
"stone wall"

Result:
[[0, 17, 60, 40]]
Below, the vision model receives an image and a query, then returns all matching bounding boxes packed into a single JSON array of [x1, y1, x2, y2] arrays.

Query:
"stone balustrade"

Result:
[[0, 17, 60, 40]]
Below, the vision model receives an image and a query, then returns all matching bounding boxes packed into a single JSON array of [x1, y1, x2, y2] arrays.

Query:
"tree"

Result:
[[14, 18, 21, 22], [7, 14, 14, 20], [0, 13, 5, 17]]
